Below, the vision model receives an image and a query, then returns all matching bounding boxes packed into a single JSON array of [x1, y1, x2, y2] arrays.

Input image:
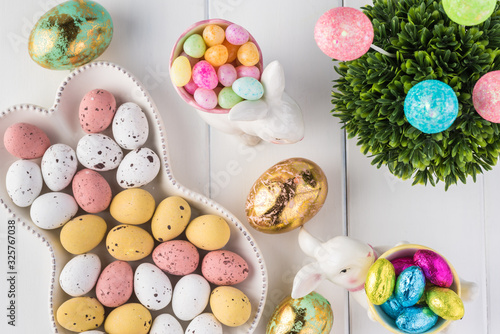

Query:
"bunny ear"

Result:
[[228, 100, 268, 121], [261, 60, 285, 99], [291, 262, 325, 299]]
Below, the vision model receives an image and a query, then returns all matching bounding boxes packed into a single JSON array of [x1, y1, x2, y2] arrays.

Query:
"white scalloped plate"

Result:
[[0, 61, 267, 333]]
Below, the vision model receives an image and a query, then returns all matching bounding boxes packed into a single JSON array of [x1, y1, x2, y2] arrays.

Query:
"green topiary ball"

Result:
[[332, 0, 500, 189]]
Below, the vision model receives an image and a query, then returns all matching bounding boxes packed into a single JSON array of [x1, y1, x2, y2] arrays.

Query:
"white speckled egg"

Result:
[[59, 253, 101, 297], [41, 143, 77, 191], [116, 147, 160, 188], [134, 263, 172, 311], [112, 102, 149, 150], [30, 192, 78, 229], [5, 160, 43, 207], [172, 274, 210, 321], [150, 314, 183, 334], [76, 134, 123, 171], [186, 313, 222, 334]]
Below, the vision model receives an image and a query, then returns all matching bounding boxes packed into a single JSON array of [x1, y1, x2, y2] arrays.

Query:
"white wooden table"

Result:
[[0, 0, 497, 333]]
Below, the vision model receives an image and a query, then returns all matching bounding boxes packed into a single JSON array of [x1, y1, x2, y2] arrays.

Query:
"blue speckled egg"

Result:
[[395, 266, 426, 307], [232, 77, 264, 100], [396, 306, 438, 333], [380, 294, 404, 319]]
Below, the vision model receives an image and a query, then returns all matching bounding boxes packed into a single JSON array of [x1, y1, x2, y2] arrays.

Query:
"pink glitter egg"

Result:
[[192, 60, 218, 90], [235, 65, 260, 80], [218, 63, 237, 87], [314, 7, 374, 61], [225, 23, 249, 45], [194, 88, 218, 110], [391, 256, 415, 276], [413, 250, 453, 288], [473, 70, 500, 123]]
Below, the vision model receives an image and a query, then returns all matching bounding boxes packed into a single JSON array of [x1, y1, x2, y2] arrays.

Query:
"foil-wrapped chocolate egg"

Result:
[[394, 266, 426, 307], [391, 256, 415, 276], [395, 306, 438, 333], [414, 250, 453, 288], [380, 294, 403, 319], [246, 158, 327, 233], [28, 0, 113, 70], [365, 258, 396, 305], [266, 292, 333, 334], [426, 286, 464, 320]]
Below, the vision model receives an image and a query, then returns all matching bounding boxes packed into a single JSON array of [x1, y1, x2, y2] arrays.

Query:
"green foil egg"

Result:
[[426, 286, 465, 320], [28, 0, 113, 70], [365, 258, 396, 305]]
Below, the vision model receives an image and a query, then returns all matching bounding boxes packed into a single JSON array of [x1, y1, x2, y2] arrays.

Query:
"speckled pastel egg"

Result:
[[79, 89, 116, 133], [413, 249, 453, 287], [151, 196, 191, 242], [172, 274, 211, 321], [56, 297, 104, 332], [59, 253, 101, 297], [223, 39, 239, 63], [365, 258, 396, 305], [225, 24, 249, 45], [192, 60, 218, 90], [186, 313, 223, 334], [210, 286, 251, 327], [104, 303, 152, 334], [3, 122, 50, 159], [150, 314, 184, 334], [391, 256, 416, 276], [235, 65, 261, 80], [72, 169, 112, 213], [110, 188, 156, 225], [184, 77, 199, 95], [171, 56, 192, 87], [30, 192, 78, 229], [152, 240, 199, 275], [217, 64, 237, 87], [396, 306, 438, 333], [106, 224, 154, 261], [380, 294, 404, 320], [112, 102, 149, 150], [76, 133, 123, 171], [218, 87, 244, 109], [203, 24, 225, 47], [6, 160, 43, 207], [194, 88, 218, 109], [237, 42, 260, 66], [232, 77, 264, 100], [204, 45, 228, 67], [202, 250, 249, 285], [314, 7, 374, 61], [426, 286, 464, 320], [60, 214, 107, 254], [116, 147, 160, 188], [183, 34, 206, 58], [41, 143, 77, 191], [394, 266, 426, 307], [185, 214, 230, 251], [134, 263, 172, 311], [473, 70, 500, 122], [96, 260, 133, 307]]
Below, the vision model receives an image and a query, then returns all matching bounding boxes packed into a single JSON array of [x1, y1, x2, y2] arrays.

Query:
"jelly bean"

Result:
[[194, 88, 218, 110], [218, 64, 237, 87], [237, 42, 260, 66], [170, 56, 192, 87], [236, 65, 260, 80], [204, 45, 228, 67], [184, 77, 198, 95], [223, 39, 239, 63], [183, 34, 206, 58], [232, 77, 264, 100], [225, 24, 249, 45], [203, 24, 225, 47], [192, 61, 218, 90], [218, 87, 244, 109]]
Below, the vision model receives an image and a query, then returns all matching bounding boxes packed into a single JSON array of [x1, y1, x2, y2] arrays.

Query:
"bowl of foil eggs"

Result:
[[366, 244, 464, 334]]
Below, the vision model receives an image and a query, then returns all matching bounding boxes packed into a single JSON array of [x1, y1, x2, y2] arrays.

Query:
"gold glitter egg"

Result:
[[365, 258, 396, 305], [266, 292, 333, 334], [246, 158, 328, 234]]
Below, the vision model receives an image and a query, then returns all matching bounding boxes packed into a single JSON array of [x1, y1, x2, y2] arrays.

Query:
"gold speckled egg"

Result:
[[28, 0, 113, 70], [210, 286, 251, 327], [365, 258, 396, 305], [60, 214, 107, 254], [266, 292, 333, 334], [246, 158, 328, 234], [110, 188, 156, 225], [106, 225, 154, 261], [426, 286, 464, 320], [185, 214, 230, 251], [104, 303, 152, 334], [56, 297, 104, 332], [151, 196, 191, 242]]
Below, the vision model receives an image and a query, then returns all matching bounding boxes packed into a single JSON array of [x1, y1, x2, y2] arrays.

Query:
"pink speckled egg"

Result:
[[473, 70, 500, 123], [72, 168, 112, 213], [3, 122, 50, 159], [391, 256, 416, 276], [152, 240, 199, 276], [201, 250, 249, 285], [225, 24, 249, 45], [79, 89, 117, 133], [218, 64, 237, 87], [184, 77, 199, 95], [192, 61, 218, 90], [414, 250, 453, 288], [314, 7, 374, 61], [96, 260, 133, 308], [235, 65, 260, 80], [194, 88, 218, 110]]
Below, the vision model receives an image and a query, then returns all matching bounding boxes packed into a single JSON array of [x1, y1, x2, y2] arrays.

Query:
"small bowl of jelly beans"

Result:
[[170, 19, 264, 113]]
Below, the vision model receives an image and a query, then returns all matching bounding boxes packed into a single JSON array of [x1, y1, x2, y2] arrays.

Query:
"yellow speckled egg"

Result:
[[104, 303, 152, 334], [60, 214, 107, 254], [151, 196, 191, 242], [110, 188, 156, 225], [56, 297, 104, 332], [426, 286, 464, 320], [185, 215, 230, 251], [365, 258, 396, 305], [106, 225, 154, 261], [210, 286, 251, 327]]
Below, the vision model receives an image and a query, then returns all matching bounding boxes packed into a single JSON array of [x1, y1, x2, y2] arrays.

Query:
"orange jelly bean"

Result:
[[237, 42, 260, 66], [204, 45, 228, 67], [203, 24, 225, 47], [223, 39, 239, 63]]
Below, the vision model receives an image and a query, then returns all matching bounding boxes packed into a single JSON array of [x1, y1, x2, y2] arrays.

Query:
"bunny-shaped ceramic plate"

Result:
[[0, 61, 267, 333]]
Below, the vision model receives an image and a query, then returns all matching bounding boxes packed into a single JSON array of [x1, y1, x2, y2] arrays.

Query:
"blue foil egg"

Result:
[[396, 306, 438, 333], [380, 294, 404, 319], [395, 266, 426, 307]]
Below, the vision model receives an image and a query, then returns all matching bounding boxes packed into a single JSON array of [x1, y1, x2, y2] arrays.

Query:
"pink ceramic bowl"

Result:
[[169, 19, 264, 114]]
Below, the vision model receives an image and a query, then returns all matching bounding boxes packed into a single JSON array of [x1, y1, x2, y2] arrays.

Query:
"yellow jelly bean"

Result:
[[237, 42, 260, 66], [223, 39, 239, 63], [204, 45, 228, 67], [203, 24, 225, 47], [171, 56, 192, 87]]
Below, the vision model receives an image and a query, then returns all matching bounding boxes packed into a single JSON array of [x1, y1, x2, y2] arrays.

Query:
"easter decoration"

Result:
[[170, 19, 304, 145], [319, 0, 500, 189]]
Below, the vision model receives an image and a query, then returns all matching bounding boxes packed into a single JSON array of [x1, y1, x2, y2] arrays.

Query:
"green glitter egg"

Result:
[[443, 0, 496, 26]]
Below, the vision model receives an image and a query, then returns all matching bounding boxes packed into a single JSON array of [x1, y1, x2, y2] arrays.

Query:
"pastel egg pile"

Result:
[[171, 23, 264, 110], [365, 250, 465, 333]]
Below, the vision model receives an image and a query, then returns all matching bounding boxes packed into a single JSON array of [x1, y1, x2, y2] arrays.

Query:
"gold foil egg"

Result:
[[365, 258, 396, 305], [28, 0, 113, 70], [426, 286, 465, 320], [246, 158, 328, 233], [266, 292, 333, 334]]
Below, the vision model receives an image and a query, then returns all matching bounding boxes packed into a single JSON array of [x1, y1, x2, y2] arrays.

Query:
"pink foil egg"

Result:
[[194, 88, 218, 110], [391, 256, 415, 276], [192, 60, 218, 90], [473, 70, 500, 123], [235, 65, 261, 80], [225, 23, 249, 45], [414, 249, 453, 288], [4, 122, 50, 159], [218, 63, 237, 86]]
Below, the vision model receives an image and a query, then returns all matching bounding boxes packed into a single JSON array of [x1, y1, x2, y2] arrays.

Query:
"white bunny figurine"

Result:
[[195, 60, 305, 145]]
